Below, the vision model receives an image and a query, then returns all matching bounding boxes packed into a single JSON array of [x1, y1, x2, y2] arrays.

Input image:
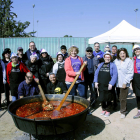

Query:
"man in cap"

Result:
[[17, 47, 27, 64], [25, 41, 40, 60], [83, 47, 99, 105], [47, 73, 67, 94], [6, 53, 37, 102], [93, 42, 104, 62], [18, 72, 39, 98], [60, 45, 68, 60]]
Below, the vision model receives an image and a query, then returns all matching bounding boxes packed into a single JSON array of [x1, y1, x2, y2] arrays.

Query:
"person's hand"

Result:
[[34, 78, 39, 83], [3, 79, 6, 84], [76, 72, 81, 75], [108, 84, 112, 90], [84, 61, 87, 65], [95, 82, 99, 89], [97, 55, 100, 58], [122, 84, 126, 89], [46, 73, 49, 77]]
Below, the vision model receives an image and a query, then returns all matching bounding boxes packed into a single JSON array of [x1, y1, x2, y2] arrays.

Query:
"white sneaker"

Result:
[[118, 111, 121, 114], [120, 114, 125, 119]]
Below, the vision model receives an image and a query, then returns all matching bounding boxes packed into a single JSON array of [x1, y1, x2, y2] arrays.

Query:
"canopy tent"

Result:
[[88, 20, 140, 44]]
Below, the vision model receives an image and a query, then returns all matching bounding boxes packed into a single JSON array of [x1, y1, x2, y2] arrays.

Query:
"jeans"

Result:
[[12, 96, 17, 102], [66, 82, 86, 98], [85, 82, 96, 101]]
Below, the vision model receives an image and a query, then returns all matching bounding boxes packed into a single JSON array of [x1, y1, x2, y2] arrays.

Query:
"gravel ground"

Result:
[[0, 87, 140, 140]]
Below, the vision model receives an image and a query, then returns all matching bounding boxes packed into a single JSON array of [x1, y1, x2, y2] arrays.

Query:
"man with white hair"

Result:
[[47, 73, 67, 94]]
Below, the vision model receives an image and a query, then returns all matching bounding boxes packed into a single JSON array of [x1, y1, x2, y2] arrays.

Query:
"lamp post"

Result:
[[134, 8, 138, 27], [37, 20, 39, 37], [108, 21, 110, 30], [33, 4, 35, 36]]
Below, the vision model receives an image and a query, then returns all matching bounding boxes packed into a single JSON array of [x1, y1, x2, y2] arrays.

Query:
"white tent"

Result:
[[88, 20, 140, 44]]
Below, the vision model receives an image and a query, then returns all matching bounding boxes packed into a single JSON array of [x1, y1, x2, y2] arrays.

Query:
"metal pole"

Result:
[[33, 4, 35, 36], [37, 20, 39, 37]]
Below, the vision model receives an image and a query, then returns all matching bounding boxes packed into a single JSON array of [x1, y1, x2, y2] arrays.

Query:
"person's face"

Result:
[[4, 52, 11, 59], [94, 43, 100, 52], [25, 73, 33, 84], [104, 55, 111, 63], [18, 49, 23, 55], [112, 47, 117, 54], [119, 51, 126, 60], [41, 53, 47, 58], [134, 48, 140, 56], [11, 56, 18, 64], [61, 49, 66, 54], [70, 48, 77, 57], [31, 57, 37, 63], [86, 50, 93, 58], [58, 55, 63, 62], [49, 74, 56, 84], [29, 42, 36, 51]]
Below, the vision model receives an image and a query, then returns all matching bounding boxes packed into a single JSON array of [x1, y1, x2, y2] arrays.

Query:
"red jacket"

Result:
[[134, 56, 138, 73], [6, 62, 35, 84], [64, 56, 85, 82]]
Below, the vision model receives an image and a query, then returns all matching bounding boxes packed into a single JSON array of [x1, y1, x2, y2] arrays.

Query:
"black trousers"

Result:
[[136, 96, 140, 110], [4, 83, 10, 106], [101, 101, 112, 112]]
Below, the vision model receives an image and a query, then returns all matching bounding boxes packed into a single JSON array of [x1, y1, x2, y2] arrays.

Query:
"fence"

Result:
[[0, 37, 133, 58]]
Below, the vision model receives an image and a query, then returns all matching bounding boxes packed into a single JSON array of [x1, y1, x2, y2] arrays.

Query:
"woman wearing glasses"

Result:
[[94, 52, 118, 117], [114, 48, 133, 119], [132, 45, 140, 119]]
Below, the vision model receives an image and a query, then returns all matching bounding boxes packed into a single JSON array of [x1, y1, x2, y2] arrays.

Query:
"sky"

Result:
[[12, 0, 140, 37]]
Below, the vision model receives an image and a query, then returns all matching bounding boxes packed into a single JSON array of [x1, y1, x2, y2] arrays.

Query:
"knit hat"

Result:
[[86, 47, 93, 52], [132, 44, 140, 52], [2, 48, 11, 57], [103, 51, 112, 58], [10, 52, 18, 59], [40, 48, 47, 54], [30, 52, 39, 60], [61, 45, 67, 50]]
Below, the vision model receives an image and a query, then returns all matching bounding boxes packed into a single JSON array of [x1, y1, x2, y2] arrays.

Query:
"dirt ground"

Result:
[[0, 87, 140, 140]]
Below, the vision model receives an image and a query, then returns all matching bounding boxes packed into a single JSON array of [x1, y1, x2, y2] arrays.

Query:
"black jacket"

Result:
[[39, 56, 54, 80], [25, 60, 40, 78], [18, 54, 27, 65], [47, 80, 67, 94]]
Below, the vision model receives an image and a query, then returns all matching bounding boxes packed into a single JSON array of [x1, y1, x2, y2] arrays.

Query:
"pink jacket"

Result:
[[64, 56, 85, 82]]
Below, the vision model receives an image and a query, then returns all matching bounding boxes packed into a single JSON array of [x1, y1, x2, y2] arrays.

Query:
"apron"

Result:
[[133, 73, 140, 97], [56, 63, 66, 83], [9, 66, 22, 96], [98, 63, 113, 102]]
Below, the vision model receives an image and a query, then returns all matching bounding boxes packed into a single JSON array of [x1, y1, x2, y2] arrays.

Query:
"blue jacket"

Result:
[[94, 62, 118, 86], [93, 50, 104, 59], [18, 80, 39, 98], [25, 49, 40, 60]]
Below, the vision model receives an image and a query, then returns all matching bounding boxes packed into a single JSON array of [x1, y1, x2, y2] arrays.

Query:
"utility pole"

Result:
[[33, 4, 35, 36], [134, 8, 138, 27]]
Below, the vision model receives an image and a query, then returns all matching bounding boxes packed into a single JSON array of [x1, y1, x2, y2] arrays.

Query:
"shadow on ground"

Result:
[[13, 115, 105, 140]]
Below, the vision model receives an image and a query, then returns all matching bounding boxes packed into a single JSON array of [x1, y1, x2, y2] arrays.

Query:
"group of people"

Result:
[[0, 41, 140, 120]]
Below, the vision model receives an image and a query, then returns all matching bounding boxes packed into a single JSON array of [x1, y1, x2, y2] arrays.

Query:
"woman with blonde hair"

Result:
[[64, 45, 87, 98]]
